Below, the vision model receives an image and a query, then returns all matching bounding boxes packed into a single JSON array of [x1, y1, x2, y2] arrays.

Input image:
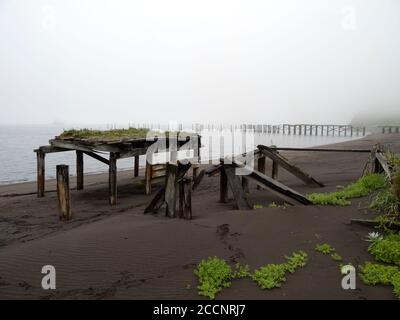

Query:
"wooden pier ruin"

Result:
[[34, 134, 200, 206]]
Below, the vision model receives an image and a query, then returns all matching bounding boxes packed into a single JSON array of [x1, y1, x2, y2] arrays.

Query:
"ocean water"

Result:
[[0, 125, 362, 185]]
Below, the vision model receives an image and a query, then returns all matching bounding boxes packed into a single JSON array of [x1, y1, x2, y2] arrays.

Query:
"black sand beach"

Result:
[[0, 133, 398, 300]]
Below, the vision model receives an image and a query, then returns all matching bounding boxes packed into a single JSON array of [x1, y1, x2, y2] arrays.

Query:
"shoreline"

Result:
[[0, 133, 398, 299]]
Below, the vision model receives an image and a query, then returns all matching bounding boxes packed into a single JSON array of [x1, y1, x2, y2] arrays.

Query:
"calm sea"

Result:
[[0, 125, 362, 185]]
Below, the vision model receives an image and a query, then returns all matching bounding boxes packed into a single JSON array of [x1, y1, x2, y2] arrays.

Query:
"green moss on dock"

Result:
[[60, 128, 150, 140]]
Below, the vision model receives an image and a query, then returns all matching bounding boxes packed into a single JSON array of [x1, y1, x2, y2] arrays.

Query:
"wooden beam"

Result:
[[243, 166, 312, 205], [76, 151, 84, 190], [224, 165, 251, 210], [271, 159, 279, 179], [56, 165, 72, 221], [109, 153, 117, 205], [269, 147, 371, 153], [178, 178, 192, 219], [375, 152, 391, 178], [192, 169, 205, 191], [82, 151, 110, 166], [258, 145, 324, 187], [37, 151, 45, 198]]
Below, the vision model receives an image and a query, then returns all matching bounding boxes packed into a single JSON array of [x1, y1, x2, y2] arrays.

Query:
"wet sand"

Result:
[[0, 134, 399, 300]]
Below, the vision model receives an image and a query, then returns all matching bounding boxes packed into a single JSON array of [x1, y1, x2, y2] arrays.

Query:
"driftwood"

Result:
[[258, 145, 324, 187], [56, 165, 72, 221]]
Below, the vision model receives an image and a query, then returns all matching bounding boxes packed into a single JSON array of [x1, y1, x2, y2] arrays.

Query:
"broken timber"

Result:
[[257, 145, 324, 187]]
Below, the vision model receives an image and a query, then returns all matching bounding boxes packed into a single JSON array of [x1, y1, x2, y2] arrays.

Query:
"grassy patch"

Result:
[[193, 257, 233, 300], [307, 173, 387, 206], [60, 128, 150, 140], [315, 243, 335, 254], [368, 233, 400, 266], [359, 262, 398, 285], [331, 252, 343, 262], [252, 251, 308, 289], [194, 251, 308, 298]]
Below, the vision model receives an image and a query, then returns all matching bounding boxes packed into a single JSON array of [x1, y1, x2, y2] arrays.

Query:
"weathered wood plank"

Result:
[[56, 165, 72, 221], [37, 151, 45, 198], [224, 165, 252, 210], [145, 161, 152, 195], [243, 166, 312, 205], [375, 152, 392, 179], [165, 164, 178, 218], [76, 151, 84, 190], [109, 153, 117, 205], [192, 169, 205, 191], [134, 155, 139, 177], [179, 178, 192, 219], [258, 145, 324, 187], [220, 165, 228, 203]]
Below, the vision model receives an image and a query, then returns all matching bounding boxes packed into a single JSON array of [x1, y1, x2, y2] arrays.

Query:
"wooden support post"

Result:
[[192, 165, 199, 180], [224, 165, 252, 210], [257, 156, 266, 190], [56, 165, 71, 221], [272, 159, 279, 179], [242, 177, 249, 193], [178, 178, 192, 219], [37, 151, 45, 198], [76, 151, 84, 190], [134, 155, 139, 177], [145, 161, 152, 195], [165, 163, 178, 218], [220, 164, 228, 203], [109, 153, 117, 205], [363, 127, 366, 136]]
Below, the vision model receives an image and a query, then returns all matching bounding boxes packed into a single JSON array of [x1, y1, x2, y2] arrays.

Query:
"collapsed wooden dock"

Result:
[[34, 133, 201, 206]]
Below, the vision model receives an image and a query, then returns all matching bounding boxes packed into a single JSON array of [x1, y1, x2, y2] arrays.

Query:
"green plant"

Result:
[[232, 263, 251, 279], [359, 262, 399, 286], [308, 173, 387, 206], [252, 251, 308, 289], [194, 257, 233, 299], [315, 243, 335, 254], [252, 264, 287, 289], [392, 273, 400, 299], [284, 251, 308, 273], [368, 233, 400, 266], [253, 204, 264, 209], [331, 253, 343, 262], [365, 232, 384, 244]]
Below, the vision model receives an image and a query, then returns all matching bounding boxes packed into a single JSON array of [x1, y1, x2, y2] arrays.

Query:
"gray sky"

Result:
[[1, 0, 400, 125]]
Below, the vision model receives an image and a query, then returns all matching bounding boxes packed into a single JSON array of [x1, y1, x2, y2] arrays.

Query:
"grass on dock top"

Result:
[[59, 128, 150, 140]]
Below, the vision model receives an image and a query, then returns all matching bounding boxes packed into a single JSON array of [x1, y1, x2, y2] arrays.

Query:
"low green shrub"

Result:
[[315, 243, 335, 254], [368, 233, 400, 266], [194, 257, 233, 300], [308, 173, 387, 206]]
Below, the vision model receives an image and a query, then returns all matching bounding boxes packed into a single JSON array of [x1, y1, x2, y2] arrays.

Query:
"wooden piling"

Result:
[[145, 161, 152, 195], [178, 178, 192, 219], [220, 163, 228, 203], [37, 151, 45, 197], [109, 153, 117, 205], [76, 151, 84, 190], [257, 156, 266, 190], [56, 165, 71, 221], [134, 155, 139, 177], [165, 163, 178, 218]]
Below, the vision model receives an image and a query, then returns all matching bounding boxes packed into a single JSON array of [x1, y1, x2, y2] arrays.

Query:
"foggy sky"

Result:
[[1, 0, 400, 126]]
